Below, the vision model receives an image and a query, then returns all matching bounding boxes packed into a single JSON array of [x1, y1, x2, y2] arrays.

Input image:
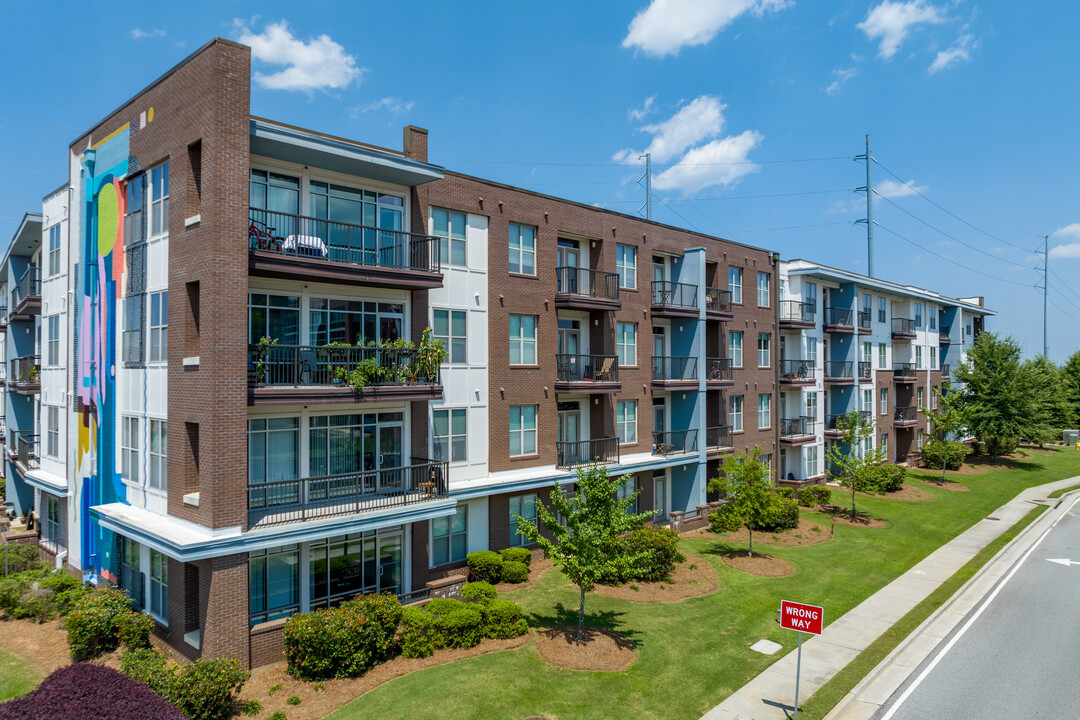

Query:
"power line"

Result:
[[653, 196, 703, 234], [1049, 298, 1080, 327], [0, 118, 82, 131], [435, 155, 850, 169], [590, 188, 853, 205], [1049, 283, 1080, 314], [1050, 268, 1080, 303], [0, 167, 66, 177]]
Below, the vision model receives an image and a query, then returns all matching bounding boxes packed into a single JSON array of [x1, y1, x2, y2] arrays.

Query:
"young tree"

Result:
[[953, 333, 1040, 455], [918, 387, 969, 482], [825, 410, 886, 520], [707, 446, 772, 558], [514, 464, 653, 641]]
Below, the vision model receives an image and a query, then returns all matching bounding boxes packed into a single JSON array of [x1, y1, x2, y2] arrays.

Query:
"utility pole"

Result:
[[638, 153, 652, 221], [1042, 235, 1049, 357], [854, 135, 874, 277]]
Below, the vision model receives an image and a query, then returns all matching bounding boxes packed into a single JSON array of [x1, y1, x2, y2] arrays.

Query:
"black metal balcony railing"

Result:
[[652, 356, 697, 382], [10, 355, 40, 384], [780, 416, 815, 437], [247, 457, 448, 527], [651, 281, 698, 309], [0, 304, 8, 320], [892, 317, 916, 335], [859, 361, 872, 380], [825, 361, 854, 379], [895, 406, 918, 423], [556, 437, 619, 469], [11, 267, 41, 311], [858, 310, 872, 330], [780, 358, 815, 380], [706, 425, 733, 450], [941, 363, 951, 378], [825, 411, 871, 432], [825, 307, 854, 326], [248, 345, 439, 388], [705, 357, 733, 382], [555, 267, 620, 302], [16, 432, 39, 470], [249, 207, 441, 274], [705, 287, 733, 314], [779, 300, 814, 323], [939, 325, 951, 342], [556, 354, 619, 383], [893, 363, 917, 379], [653, 429, 698, 456]]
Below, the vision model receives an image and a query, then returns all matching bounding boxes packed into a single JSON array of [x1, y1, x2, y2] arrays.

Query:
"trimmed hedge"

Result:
[[601, 525, 686, 585], [437, 607, 484, 648], [466, 550, 503, 584], [120, 647, 248, 720], [0, 663, 186, 720], [400, 589, 528, 658], [426, 597, 465, 615], [498, 547, 532, 566], [921, 441, 969, 470], [460, 581, 497, 603], [798, 486, 832, 508], [872, 464, 907, 493], [709, 490, 800, 534], [501, 560, 529, 584], [400, 606, 438, 659], [64, 585, 150, 661], [482, 599, 528, 639], [283, 593, 402, 681]]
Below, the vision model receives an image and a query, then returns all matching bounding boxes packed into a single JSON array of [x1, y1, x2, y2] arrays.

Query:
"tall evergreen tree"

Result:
[[1023, 355, 1072, 445], [1061, 350, 1080, 429], [953, 333, 1039, 455]]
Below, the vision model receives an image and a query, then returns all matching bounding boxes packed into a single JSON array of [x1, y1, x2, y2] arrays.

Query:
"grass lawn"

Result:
[[327, 448, 1079, 720], [0, 647, 43, 703]]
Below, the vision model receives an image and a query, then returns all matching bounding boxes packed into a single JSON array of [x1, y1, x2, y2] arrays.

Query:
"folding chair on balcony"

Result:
[[297, 348, 317, 385], [595, 356, 615, 382]]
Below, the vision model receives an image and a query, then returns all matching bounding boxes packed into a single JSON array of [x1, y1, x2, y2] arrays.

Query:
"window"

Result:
[[616, 477, 637, 514], [249, 293, 300, 345], [433, 409, 467, 463], [508, 223, 536, 275], [308, 535, 379, 610], [248, 418, 300, 485], [761, 453, 773, 475], [929, 307, 937, 330], [617, 400, 637, 444], [914, 302, 923, 329], [930, 346, 937, 369], [881, 433, 889, 456], [149, 420, 167, 492], [729, 395, 744, 432], [917, 386, 925, 407], [806, 391, 818, 420], [509, 406, 537, 457], [878, 343, 887, 369], [863, 293, 872, 315], [150, 291, 167, 362], [119, 537, 145, 609], [729, 267, 743, 303], [966, 317, 973, 336], [431, 207, 467, 267], [758, 393, 771, 429], [878, 297, 887, 323], [250, 168, 300, 216], [150, 550, 168, 621], [509, 494, 537, 546], [806, 337, 818, 367], [249, 545, 299, 625], [758, 333, 771, 367], [880, 388, 888, 415], [918, 429, 925, 449], [509, 315, 537, 365], [47, 406, 59, 459], [915, 346, 923, 369], [47, 315, 59, 366], [932, 389, 938, 409], [863, 388, 873, 411], [616, 244, 637, 289], [757, 272, 770, 307], [149, 162, 169, 237], [863, 341, 873, 363], [432, 506, 467, 566], [308, 412, 402, 478], [308, 298, 402, 346], [434, 309, 467, 364], [42, 495, 61, 551], [617, 323, 637, 366], [730, 331, 743, 367], [805, 282, 818, 313], [806, 446, 819, 478], [122, 416, 139, 484], [48, 224, 61, 277]]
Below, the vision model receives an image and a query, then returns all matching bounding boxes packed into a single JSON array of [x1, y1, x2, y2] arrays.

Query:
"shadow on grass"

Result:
[[965, 456, 1042, 473], [526, 604, 642, 648]]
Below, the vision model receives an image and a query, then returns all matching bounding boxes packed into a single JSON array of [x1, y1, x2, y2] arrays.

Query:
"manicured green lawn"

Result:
[[0, 647, 43, 703], [327, 449, 1079, 720]]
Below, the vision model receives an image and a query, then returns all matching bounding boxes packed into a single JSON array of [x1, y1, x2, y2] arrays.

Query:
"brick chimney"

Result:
[[403, 125, 428, 163]]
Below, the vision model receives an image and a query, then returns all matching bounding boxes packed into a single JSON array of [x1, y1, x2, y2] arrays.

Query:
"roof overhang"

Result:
[[25, 468, 69, 497], [5, 213, 43, 262]]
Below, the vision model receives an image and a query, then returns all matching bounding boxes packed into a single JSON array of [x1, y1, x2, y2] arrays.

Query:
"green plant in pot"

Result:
[[323, 341, 351, 384], [416, 327, 447, 382], [28, 364, 39, 382], [255, 336, 278, 385]]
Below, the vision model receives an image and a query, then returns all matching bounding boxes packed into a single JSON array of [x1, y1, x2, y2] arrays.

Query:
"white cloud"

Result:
[[131, 28, 165, 39], [234, 20, 363, 92], [359, 97, 414, 114], [614, 95, 728, 164], [857, 1, 945, 59], [826, 66, 858, 95], [653, 131, 764, 194], [1050, 224, 1080, 257], [628, 96, 656, 122], [1052, 223, 1080, 239], [875, 178, 928, 198], [623, 0, 791, 57], [929, 33, 974, 73]]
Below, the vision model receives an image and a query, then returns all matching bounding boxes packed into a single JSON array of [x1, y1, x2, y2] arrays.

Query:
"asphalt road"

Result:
[[875, 496, 1080, 720]]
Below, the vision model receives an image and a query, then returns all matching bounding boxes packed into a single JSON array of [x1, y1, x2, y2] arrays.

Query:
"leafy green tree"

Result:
[[1061, 350, 1080, 429], [1023, 355, 1072, 445], [824, 410, 886, 519], [953, 333, 1040, 456], [707, 446, 773, 557], [919, 387, 970, 482], [514, 464, 653, 640]]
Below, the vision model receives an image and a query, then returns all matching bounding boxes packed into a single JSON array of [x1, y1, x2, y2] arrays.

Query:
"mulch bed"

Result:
[[821, 506, 888, 528], [699, 517, 833, 548], [921, 478, 969, 492], [881, 484, 932, 502], [0, 618, 72, 675], [720, 552, 795, 577], [534, 627, 636, 672], [494, 556, 554, 594], [592, 553, 720, 603]]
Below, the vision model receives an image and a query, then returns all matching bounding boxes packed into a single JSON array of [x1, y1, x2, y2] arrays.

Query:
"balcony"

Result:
[[247, 345, 442, 406], [11, 432, 39, 475], [779, 300, 815, 329], [858, 310, 872, 334], [780, 359, 816, 386], [0, 304, 7, 329], [824, 361, 855, 385], [892, 363, 917, 383], [653, 429, 698, 457], [9, 267, 41, 322], [247, 457, 448, 528], [705, 287, 734, 320], [859, 361, 872, 382], [941, 363, 951, 380], [651, 356, 697, 389], [894, 406, 919, 427], [705, 357, 734, 387], [823, 307, 855, 333], [248, 207, 443, 289], [556, 437, 619, 469], [891, 317, 916, 339], [555, 354, 620, 394], [939, 326, 952, 345], [651, 281, 698, 318], [8, 355, 40, 395], [780, 416, 816, 445], [705, 425, 734, 457], [824, 411, 871, 438], [555, 267, 621, 311]]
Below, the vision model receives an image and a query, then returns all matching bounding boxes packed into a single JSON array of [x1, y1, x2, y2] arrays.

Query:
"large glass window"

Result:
[[806, 391, 818, 419], [806, 446, 819, 478], [757, 272, 770, 307], [878, 342, 887, 369], [617, 400, 638, 444], [432, 507, 467, 566], [758, 332, 770, 368], [42, 495, 61, 551], [309, 299, 402, 346], [150, 550, 168, 621], [248, 418, 300, 484], [509, 314, 537, 365], [509, 494, 537, 547], [250, 169, 299, 215], [46, 407, 59, 458], [308, 534, 378, 610], [729, 267, 743, 303], [150, 291, 167, 362], [616, 477, 637, 514], [617, 323, 637, 366], [807, 337, 818, 366], [880, 388, 888, 415], [119, 537, 144, 609], [509, 223, 536, 275], [433, 408, 467, 463], [249, 545, 299, 625], [914, 302, 923, 329], [122, 416, 139, 484], [878, 297, 887, 323], [47, 315, 59, 366], [805, 282, 817, 313], [729, 395, 744, 432], [249, 293, 300, 345], [434, 309, 467, 363], [929, 306, 937, 330], [758, 393, 771, 429], [729, 331, 743, 367], [48, 224, 61, 277], [150, 162, 170, 237], [930, 346, 937, 369], [431, 207, 467, 267], [509, 406, 537, 457], [149, 419, 167, 492], [916, 346, 923, 369], [616, 244, 637, 289], [308, 412, 402, 477]]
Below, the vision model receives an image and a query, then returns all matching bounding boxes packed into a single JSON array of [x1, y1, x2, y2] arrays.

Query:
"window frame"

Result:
[[880, 388, 888, 415], [729, 267, 743, 304], [616, 400, 638, 445], [47, 406, 59, 459], [149, 162, 170, 238], [757, 271, 770, 307], [878, 297, 887, 323], [617, 322, 638, 367], [431, 505, 468, 566], [430, 207, 468, 268], [149, 291, 168, 363], [508, 222, 537, 276], [509, 314, 538, 366], [729, 330, 743, 368], [758, 393, 771, 429], [149, 419, 167, 492], [729, 395, 744, 433], [433, 408, 467, 463], [48, 224, 61, 278], [757, 332, 770, 368], [434, 309, 467, 364], [878, 342, 887, 369], [121, 416, 140, 484], [616, 244, 637, 289], [47, 315, 59, 367], [248, 544, 300, 626], [509, 405, 538, 457], [150, 549, 168, 622], [509, 494, 537, 547]]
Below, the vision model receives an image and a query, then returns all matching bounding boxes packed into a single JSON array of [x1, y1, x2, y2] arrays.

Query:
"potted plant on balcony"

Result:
[[416, 327, 447, 384], [28, 365, 39, 383], [255, 336, 277, 386], [323, 341, 351, 384]]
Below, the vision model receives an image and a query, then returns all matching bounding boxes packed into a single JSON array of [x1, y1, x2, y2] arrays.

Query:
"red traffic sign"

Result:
[[780, 600, 823, 635]]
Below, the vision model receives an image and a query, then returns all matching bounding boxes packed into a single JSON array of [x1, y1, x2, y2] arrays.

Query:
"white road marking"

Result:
[[1046, 558, 1080, 567]]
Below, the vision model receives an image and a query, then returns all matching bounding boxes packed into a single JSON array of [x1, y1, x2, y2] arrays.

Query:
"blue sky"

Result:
[[3, 1, 1079, 361]]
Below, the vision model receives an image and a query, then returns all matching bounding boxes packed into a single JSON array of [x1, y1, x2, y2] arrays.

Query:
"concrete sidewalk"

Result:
[[701, 475, 1080, 720]]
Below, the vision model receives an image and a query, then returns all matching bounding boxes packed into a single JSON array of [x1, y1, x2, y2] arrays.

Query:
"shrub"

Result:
[[969, 439, 985, 456], [755, 492, 800, 532], [0, 569, 89, 623], [466, 550, 503, 584], [171, 657, 249, 720], [498, 547, 532, 566], [436, 607, 484, 648], [64, 585, 138, 660], [0, 544, 46, 576], [482, 599, 528, 639], [984, 435, 1018, 457], [400, 606, 438, 658], [426, 597, 465, 616], [287, 695, 301, 706], [624, 525, 685, 583], [268, 684, 283, 696], [119, 610, 155, 650], [798, 486, 832, 508], [921, 441, 969, 470], [283, 593, 402, 680], [0, 663, 187, 720], [873, 464, 907, 493], [460, 581, 497, 604], [243, 700, 263, 716], [0, 568, 46, 617], [501, 560, 529, 584], [120, 646, 172, 697], [776, 487, 795, 500]]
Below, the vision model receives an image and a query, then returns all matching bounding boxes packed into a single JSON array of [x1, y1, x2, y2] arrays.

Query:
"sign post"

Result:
[[779, 600, 824, 720]]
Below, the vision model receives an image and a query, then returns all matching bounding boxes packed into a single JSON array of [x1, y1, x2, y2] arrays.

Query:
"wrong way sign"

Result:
[[780, 600, 823, 635]]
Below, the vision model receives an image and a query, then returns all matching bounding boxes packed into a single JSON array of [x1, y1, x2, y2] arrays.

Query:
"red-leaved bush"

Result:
[[0, 663, 186, 720]]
